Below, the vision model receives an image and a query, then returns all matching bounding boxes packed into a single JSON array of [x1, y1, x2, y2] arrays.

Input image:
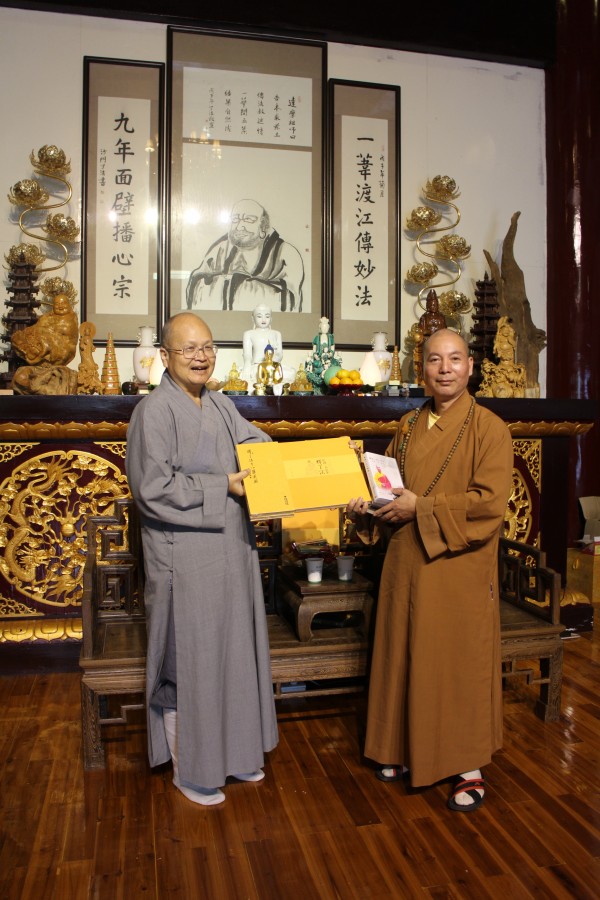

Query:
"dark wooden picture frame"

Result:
[[329, 79, 400, 349], [81, 57, 165, 345], [167, 27, 327, 347]]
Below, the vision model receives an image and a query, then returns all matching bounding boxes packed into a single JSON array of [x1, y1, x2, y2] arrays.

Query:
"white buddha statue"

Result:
[[241, 304, 295, 385]]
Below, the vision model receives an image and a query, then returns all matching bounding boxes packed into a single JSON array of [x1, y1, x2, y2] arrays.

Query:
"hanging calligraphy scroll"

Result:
[[168, 28, 326, 346], [329, 80, 400, 348], [82, 58, 164, 345]]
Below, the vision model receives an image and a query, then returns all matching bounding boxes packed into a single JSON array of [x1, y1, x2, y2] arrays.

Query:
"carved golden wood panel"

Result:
[[0, 442, 129, 638], [506, 439, 540, 545]]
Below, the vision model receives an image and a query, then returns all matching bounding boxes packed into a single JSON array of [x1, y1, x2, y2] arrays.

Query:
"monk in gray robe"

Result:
[[126, 312, 278, 806], [347, 330, 513, 812]]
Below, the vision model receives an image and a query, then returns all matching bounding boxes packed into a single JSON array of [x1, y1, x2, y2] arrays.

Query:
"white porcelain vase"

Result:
[[371, 332, 393, 384], [359, 351, 383, 387], [148, 348, 166, 386], [132, 325, 157, 383]]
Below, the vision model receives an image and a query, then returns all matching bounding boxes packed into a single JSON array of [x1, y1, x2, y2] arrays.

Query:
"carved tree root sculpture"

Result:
[[483, 212, 547, 394]]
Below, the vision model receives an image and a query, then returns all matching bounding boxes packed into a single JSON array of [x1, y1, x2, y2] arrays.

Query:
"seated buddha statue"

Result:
[[11, 293, 79, 395], [289, 364, 313, 394], [222, 362, 248, 393], [254, 345, 284, 395]]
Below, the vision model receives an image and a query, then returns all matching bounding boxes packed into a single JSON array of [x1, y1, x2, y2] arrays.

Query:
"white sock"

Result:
[[381, 766, 409, 778], [177, 783, 225, 806], [162, 709, 225, 806], [453, 769, 483, 807], [233, 770, 265, 782]]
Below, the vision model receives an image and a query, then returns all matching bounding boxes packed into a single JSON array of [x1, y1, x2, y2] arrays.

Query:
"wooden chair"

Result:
[[498, 536, 563, 721], [80, 498, 146, 769]]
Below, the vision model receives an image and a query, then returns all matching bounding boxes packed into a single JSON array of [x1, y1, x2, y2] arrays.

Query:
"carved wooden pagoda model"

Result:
[[468, 272, 500, 393], [0, 252, 41, 390]]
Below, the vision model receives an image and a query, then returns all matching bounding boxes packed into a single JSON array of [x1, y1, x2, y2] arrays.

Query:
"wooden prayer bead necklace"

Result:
[[399, 397, 476, 496]]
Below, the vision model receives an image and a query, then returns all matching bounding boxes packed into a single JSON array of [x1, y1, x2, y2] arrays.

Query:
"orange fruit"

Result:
[[336, 369, 350, 379], [349, 370, 362, 382], [329, 376, 340, 386]]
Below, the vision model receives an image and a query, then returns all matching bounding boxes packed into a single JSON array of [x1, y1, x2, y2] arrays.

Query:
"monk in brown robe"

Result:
[[347, 329, 513, 811]]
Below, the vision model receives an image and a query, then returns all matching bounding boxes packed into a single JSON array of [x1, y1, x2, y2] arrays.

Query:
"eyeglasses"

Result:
[[164, 343, 218, 359]]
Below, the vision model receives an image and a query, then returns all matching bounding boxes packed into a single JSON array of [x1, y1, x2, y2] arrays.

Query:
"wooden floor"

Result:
[[1, 622, 599, 900]]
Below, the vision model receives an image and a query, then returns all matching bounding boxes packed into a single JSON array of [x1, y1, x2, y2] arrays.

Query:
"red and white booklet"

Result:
[[362, 451, 404, 509]]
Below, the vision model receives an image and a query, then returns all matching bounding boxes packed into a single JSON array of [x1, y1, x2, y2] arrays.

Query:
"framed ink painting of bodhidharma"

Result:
[[168, 27, 327, 347]]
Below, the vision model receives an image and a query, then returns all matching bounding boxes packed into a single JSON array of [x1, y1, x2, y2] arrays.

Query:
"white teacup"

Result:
[[305, 557, 324, 583]]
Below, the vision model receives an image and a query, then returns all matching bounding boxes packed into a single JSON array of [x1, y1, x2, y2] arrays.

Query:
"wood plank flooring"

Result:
[[1, 624, 599, 899]]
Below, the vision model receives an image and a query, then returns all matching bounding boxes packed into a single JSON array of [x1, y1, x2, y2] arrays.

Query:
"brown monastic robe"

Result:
[[364, 391, 513, 786]]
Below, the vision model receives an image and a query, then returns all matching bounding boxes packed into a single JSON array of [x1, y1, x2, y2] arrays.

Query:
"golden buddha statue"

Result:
[[11, 293, 79, 395], [289, 364, 313, 394], [222, 362, 248, 393], [254, 344, 284, 396], [476, 316, 527, 398]]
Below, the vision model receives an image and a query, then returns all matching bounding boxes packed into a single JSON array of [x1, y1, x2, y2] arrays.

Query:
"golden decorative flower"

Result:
[[42, 213, 80, 243], [406, 205, 442, 231], [439, 290, 472, 316], [406, 261, 439, 284], [40, 277, 77, 303], [5, 243, 46, 267], [8, 179, 49, 208], [425, 175, 459, 202], [30, 145, 71, 177], [403, 322, 423, 353], [436, 234, 471, 259]]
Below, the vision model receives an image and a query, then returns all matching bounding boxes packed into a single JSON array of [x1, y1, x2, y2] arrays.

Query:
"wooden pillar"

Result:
[[546, 0, 600, 541]]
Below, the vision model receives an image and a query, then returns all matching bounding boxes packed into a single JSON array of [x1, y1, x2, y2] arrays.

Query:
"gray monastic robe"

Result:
[[125, 372, 278, 788], [364, 391, 513, 786]]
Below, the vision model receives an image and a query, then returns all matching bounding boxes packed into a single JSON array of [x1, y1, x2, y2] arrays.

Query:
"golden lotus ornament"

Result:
[[8, 179, 49, 208], [436, 234, 471, 259], [43, 213, 80, 243], [406, 205, 442, 231], [406, 261, 439, 284], [5, 243, 46, 267], [7, 145, 78, 277], [30, 145, 71, 177], [439, 290, 471, 316], [403, 173, 472, 381], [40, 277, 77, 305], [404, 321, 423, 353], [425, 175, 459, 202]]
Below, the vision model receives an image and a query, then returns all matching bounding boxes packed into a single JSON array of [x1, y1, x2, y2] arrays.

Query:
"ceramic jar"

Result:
[[132, 325, 157, 383], [371, 332, 393, 384]]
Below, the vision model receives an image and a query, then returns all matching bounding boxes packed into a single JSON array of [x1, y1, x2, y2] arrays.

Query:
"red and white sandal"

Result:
[[447, 775, 485, 812], [375, 766, 406, 783]]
